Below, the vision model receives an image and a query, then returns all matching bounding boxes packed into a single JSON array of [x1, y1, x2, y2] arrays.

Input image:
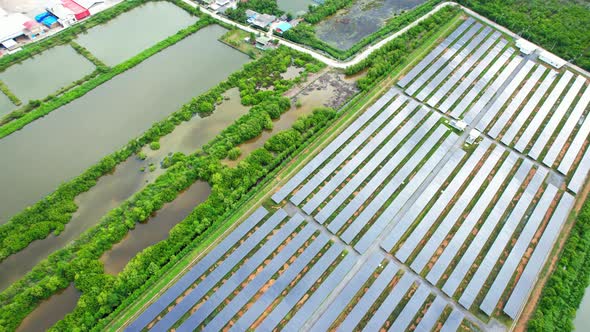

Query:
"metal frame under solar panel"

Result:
[[458, 162, 541, 308], [311, 254, 383, 331], [479, 185, 558, 315], [448, 47, 514, 119], [416, 27, 492, 102], [302, 100, 413, 214], [440, 310, 464, 332], [352, 133, 457, 254], [398, 18, 475, 88], [337, 262, 400, 332], [271, 89, 398, 203], [204, 223, 315, 331], [440, 40, 508, 114], [291, 98, 407, 205], [325, 113, 440, 233], [314, 106, 428, 222], [476, 60, 537, 132], [501, 71, 558, 145], [394, 140, 493, 263], [414, 297, 448, 332], [388, 283, 431, 332], [503, 193, 574, 318], [567, 148, 590, 193], [151, 210, 291, 331], [427, 31, 501, 108], [488, 65, 547, 137], [406, 23, 482, 96], [229, 233, 329, 331], [411, 148, 509, 274], [529, 75, 586, 160], [176, 215, 304, 331], [544, 83, 590, 166], [461, 55, 524, 123], [126, 207, 269, 331], [257, 244, 344, 330], [514, 71, 574, 153], [282, 254, 357, 331], [362, 273, 416, 331]]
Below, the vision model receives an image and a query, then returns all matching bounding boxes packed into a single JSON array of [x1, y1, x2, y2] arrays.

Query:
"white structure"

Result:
[[0, 13, 29, 43], [466, 129, 481, 145], [539, 50, 566, 69], [516, 39, 536, 55], [75, 0, 106, 15], [47, 3, 77, 27], [450, 120, 468, 131]]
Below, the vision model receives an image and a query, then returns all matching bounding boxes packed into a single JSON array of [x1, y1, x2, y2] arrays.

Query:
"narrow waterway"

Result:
[[16, 285, 80, 332], [101, 181, 211, 275], [76, 1, 196, 66], [0, 44, 95, 102], [0, 24, 249, 225]]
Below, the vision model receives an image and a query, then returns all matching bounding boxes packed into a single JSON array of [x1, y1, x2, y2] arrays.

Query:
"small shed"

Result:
[[275, 21, 292, 34], [539, 51, 566, 69], [255, 36, 271, 50], [466, 129, 481, 145], [516, 39, 536, 55], [450, 120, 467, 132], [1, 39, 19, 51]]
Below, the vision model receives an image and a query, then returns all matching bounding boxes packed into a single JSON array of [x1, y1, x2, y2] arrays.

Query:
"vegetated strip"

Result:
[[0, 80, 22, 106]]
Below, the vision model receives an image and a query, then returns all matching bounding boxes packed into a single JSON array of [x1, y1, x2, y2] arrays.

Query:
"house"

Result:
[[251, 14, 276, 29], [61, 0, 91, 21], [47, 4, 77, 27], [466, 129, 481, 145], [275, 21, 292, 34], [255, 36, 271, 50], [23, 20, 44, 38], [74, 0, 106, 15]]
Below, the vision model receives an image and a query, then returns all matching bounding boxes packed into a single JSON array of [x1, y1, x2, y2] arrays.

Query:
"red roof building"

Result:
[[61, 0, 90, 20]]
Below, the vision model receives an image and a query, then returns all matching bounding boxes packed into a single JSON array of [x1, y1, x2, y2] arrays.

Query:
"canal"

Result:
[[0, 24, 249, 226]]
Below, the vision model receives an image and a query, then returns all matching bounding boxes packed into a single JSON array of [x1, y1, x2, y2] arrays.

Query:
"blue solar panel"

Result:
[[150, 209, 290, 331], [337, 262, 400, 331], [362, 273, 416, 331], [388, 283, 431, 332], [257, 244, 344, 330], [175, 214, 304, 331], [311, 253, 383, 330], [503, 193, 574, 319], [126, 207, 269, 332], [414, 297, 447, 332]]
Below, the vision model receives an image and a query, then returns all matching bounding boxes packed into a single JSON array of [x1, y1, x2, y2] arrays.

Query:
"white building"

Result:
[[0, 13, 29, 44], [539, 50, 566, 69], [516, 38, 537, 55], [466, 129, 481, 145]]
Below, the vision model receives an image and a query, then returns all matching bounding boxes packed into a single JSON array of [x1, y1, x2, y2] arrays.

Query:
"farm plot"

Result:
[[397, 15, 590, 194]]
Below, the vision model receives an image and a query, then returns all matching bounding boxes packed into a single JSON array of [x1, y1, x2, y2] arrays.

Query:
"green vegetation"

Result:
[[0, 80, 22, 106], [228, 147, 242, 160], [528, 201, 590, 332], [457, 0, 590, 71], [69, 41, 109, 70], [150, 141, 161, 151], [282, 0, 444, 60]]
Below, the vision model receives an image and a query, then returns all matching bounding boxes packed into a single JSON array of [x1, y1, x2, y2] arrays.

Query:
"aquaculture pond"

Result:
[[315, 0, 427, 50], [0, 91, 16, 116], [15, 285, 80, 332], [76, 1, 196, 66], [0, 27, 249, 290], [0, 45, 95, 102], [278, 0, 316, 16], [575, 291, 590, 331]]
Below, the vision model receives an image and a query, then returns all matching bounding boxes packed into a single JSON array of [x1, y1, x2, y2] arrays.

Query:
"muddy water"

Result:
[[16, 285, 80, 332], [101, 181, 211, 275], [76, 1, 196, 66], [315, 0, 427, 50], [0, 45, 95, 102], [0, 88, 248, 291], [277, 0, 316, 15], [0, 90, 15, 116], [0, 24, 249, 225]]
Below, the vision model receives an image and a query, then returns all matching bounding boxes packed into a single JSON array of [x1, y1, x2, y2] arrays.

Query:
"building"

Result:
[[539, 50, 566, 69], [466, 129, 481, 145], [516, 38, 536, 55], [252, 14, 276, 29], [23, 20, 44, 38], [255, 36, 271, 50], [275, 21, 292, 34], [61, 0, 91, 21], [450, 120, 467, 132], [74, 0, 106, 15], [47, 3, 77, 27], [0, 13, 29, 44]]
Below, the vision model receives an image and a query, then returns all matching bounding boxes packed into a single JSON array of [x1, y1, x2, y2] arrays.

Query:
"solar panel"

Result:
[[411, 148, 510, 274], [501, 70, 558, 145], [398, 18, 475, 88], [362, 273, 416, 331], [529, 75, 586, 160], [388, 283, 431, 332], [203, 223, 315, 331], [406, 23, 482, 96], [257, 244, 344, 330], [229, 233, 330, 331], [544, 82, 590, 166], [476, 61, 536, 132], [310, 253, 383, 331], [503, 193, 574, 319], [479, 185, 558, 315], [487, 65, 547, 138], [271, 89, 398, 203], [449, 48, 514, 119], [440, 310, 464, 332], [440, 40, 508, 114], [353, 133, 458, 254], [456, 160, 534, 308], [416, 27, 493, 102], [126, 207, 269, 332], [337, 262, 400, 331], [427, 31, 500, 108], [568, 146, 590, 193], [394, 141, 494, 263], [321, 110, 437, 230], [513, 71, 574, 152], [151, 210, 291, 331], [414, 297, 448, 332], [282, 254, 357, 330], [291, 97, 408, 206], [559, 105, 590, 175], [302, 100, 413, 214]]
